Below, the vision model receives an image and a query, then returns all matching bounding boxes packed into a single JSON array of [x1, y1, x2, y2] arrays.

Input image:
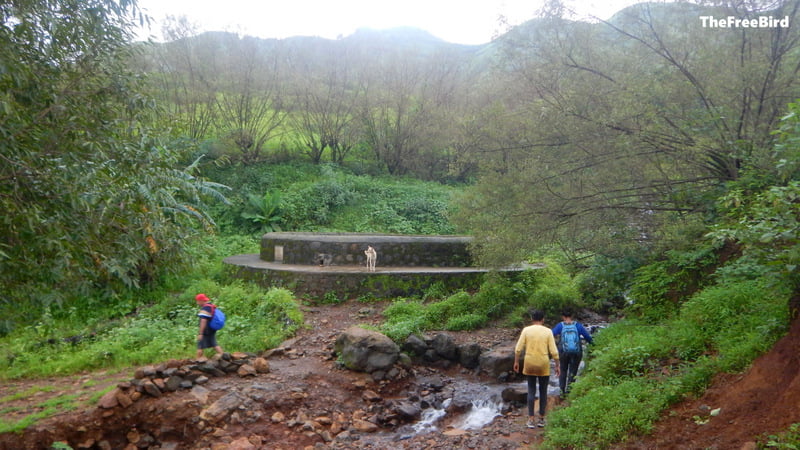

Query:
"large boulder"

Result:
[[457, 342, 482, 369], [431, 333, 458, 361], [334, 326, 400, 373], [479, 347, 515, 378], [402, 334, 428, 356]]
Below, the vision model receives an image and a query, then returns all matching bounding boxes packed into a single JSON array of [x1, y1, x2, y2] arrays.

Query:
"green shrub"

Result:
[[761, 423, 800, 449], [680, 279, 789, 371], [545, 379, 677, 449], [445, 314, 487, 331], [422, 281, 449, 301], [577, 255, 643, 313], [626, 245, 722, 320]]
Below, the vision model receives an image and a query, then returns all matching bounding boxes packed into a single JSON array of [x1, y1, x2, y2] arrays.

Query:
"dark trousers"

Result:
[[526, 375, 549, 416], [559, 352, 583, 394]]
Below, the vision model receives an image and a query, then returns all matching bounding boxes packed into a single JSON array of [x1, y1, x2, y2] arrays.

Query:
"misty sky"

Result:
[[135, 0, 647, 45]]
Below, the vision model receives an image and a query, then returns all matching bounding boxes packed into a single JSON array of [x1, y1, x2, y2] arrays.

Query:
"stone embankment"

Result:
[[81, 328, 532, 449], [97, 352, 271, 410]]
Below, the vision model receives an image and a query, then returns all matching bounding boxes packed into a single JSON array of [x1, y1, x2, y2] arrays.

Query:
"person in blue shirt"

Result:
[[195, 293, 224, 359], [551, 310, 594, 397]]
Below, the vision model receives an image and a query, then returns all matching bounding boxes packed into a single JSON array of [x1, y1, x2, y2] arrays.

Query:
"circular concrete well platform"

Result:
[[224, 232, 532, 299]]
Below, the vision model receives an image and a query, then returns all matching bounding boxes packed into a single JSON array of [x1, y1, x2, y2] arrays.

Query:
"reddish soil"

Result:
[[1, 300, 798, 449]]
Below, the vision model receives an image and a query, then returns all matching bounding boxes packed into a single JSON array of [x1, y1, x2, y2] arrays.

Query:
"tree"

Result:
[[453, 1, 800, 265], [359, 46, 464, 177], [286, 43, 363, 164], [0, 0, 227, 314], [148, 15, 219, 142], [214, 34, 287, 164]]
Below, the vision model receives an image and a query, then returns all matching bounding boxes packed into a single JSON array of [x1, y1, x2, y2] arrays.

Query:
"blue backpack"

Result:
[[560, 322, 581, 354], [208, 304, 226, 331]]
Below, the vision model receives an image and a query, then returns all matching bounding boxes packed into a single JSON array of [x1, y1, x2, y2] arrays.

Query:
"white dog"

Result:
[[364, 246, 377, 272]]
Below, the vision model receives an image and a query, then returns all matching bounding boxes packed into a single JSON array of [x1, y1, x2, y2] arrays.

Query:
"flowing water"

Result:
[[454, 397, 504, 430], [381, 323, 606, 443], [411, 398, 451, 434]]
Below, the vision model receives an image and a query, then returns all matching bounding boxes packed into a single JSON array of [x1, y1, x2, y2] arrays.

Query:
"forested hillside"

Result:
[[2, 0, 800, 447]]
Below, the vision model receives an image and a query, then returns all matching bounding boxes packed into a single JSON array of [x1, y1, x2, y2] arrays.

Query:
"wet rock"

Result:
[[431, 333, 458, 360], [201, 392, 248, 423], [403, 334, 428, 356], [393, 400, 421, 420], [501, 386, 527, 404], [352, 418, 378, 432], [253, 357, 270, 373], [457, 342, 482, 369], [98, 389, 120, 409], [449, 390, 476, 413], [418, 375, 445, 391], [479, 347, 515, 378], [334, 326, 399, 373], [142, 381, 162, 398]]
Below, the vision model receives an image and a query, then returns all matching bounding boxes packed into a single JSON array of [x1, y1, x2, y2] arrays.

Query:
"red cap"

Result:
[[195, 293, 210, 302]]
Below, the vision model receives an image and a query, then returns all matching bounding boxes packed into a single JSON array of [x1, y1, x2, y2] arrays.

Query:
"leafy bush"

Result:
[[577, 255, 643, 313], [761, 423, 800, 449], [380, 299, 427, 342], [210, 161, 459, 234], [445, 314, 487, 331], [626, 244, 723, 321], [378, 267, 583, 342]]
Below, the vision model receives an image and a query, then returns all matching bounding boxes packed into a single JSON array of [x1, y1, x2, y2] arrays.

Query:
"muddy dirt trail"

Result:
[[1, 301, 798, 449]]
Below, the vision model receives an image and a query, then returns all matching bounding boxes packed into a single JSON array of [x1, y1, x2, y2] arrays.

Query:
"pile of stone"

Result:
[[98, 352, 270, 410], [334, 326, 519, 381]]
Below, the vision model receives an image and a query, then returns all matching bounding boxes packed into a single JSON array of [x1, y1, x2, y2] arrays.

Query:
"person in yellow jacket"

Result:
[[513, 309, 560, 428]]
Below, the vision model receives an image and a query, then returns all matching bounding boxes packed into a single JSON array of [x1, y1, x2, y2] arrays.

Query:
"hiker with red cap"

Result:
[[195, 293, 224, 358]]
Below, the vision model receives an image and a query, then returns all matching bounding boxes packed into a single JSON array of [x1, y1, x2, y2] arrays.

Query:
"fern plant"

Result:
[[242, 191, 284, 232]]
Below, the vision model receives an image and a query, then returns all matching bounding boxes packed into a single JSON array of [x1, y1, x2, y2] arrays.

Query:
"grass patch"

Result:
[[0, 393, 81, 434], [0, 282, 303, 379], [0, 386, 56, 403]]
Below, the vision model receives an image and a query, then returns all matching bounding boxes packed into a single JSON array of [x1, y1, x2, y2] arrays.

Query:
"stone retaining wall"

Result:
[[260, 232, 473, 267], [222, 260, 486, 299]]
